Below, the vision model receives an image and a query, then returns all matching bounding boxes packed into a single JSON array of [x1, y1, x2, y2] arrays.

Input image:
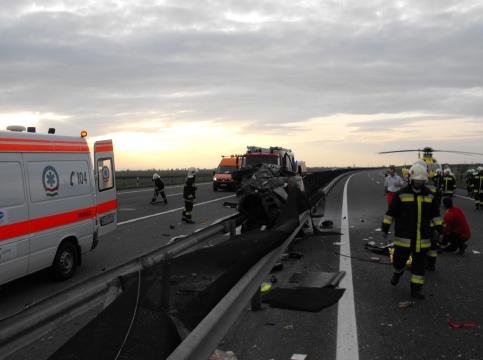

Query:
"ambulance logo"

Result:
[[42, 166, 60, 197], [101, 166, 110, 183]]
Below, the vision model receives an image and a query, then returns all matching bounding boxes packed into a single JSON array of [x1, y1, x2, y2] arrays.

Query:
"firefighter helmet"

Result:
[[187, 167, 197, 178], [152, 173, 160, 180], [409, 163, 428, 181]]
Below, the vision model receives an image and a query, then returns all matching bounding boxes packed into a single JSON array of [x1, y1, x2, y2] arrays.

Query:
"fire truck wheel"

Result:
[[51, 241, 78, 280]]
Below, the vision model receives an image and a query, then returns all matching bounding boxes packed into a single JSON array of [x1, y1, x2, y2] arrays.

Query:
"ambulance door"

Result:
[[0, 154, 29, 284], [94, 140, 117, 236]]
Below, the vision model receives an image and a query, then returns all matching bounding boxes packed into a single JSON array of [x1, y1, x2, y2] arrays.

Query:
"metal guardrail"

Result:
[[0, 213, 242, 358], [0, 169, 356, 359]]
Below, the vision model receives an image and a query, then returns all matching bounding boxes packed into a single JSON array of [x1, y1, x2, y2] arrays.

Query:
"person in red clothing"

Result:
[[441, 197, 471, 254]]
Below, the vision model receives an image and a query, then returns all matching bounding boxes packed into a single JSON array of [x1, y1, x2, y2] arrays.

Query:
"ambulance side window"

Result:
[[98, 158, 114, 191], [0, 163, 25, 207]]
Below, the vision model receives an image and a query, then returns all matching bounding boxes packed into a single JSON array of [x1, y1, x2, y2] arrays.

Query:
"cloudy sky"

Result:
[[1, 0, 482, 169]]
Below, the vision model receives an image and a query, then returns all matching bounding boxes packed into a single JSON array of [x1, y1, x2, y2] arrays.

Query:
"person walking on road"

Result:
[[441, 197, 471, 254], [382, 162, 443, 299], [182, 167, 197, 224], [384, 165, 406, 206], [151, 173, 168, 204]]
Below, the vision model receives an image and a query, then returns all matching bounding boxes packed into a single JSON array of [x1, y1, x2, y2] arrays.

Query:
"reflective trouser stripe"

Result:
[[394, 238, 411, 247], [416, 196, 422, 252], [383, 215, 393, 225], [411, 275, 425, 284], [427, 250, 438, 258], [421, 239, 431, 249]]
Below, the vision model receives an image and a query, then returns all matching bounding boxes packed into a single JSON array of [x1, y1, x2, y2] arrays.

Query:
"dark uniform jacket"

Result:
[[154, 177, 165, 190], [183, 176, 197, 200], [382, 184, 443, 252]]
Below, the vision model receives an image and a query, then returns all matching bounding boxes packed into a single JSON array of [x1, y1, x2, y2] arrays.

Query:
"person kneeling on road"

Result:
[[151, 173, 168, 204], [441, 197, 471, 254], [382, 162, 443, 299], [182, 167, 197, 224]]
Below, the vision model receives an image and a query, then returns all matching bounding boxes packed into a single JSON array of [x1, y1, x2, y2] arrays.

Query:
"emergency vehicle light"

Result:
[[80, 130, 88, 138]]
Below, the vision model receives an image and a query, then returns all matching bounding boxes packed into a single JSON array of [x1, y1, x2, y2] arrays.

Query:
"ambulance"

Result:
[[0, 126, 117, 285]]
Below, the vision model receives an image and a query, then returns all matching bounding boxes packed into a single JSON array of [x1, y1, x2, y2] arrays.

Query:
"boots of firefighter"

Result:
[[162, 192, 168, 204], [426, 256, 436, 271], [410, 282, 425, 300], [390, 271, 403, 286], [184, 211, 195, 224], [182, 210, 187, 222], [458, 241, 468, 255]]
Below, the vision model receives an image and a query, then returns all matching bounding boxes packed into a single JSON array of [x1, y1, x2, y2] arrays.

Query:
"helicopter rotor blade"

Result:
[[431, 149, 483, 156], [378, 150, 421, 154]]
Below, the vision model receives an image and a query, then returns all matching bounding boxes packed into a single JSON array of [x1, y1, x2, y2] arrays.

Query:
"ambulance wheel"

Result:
[[51, 241, 78, 280]]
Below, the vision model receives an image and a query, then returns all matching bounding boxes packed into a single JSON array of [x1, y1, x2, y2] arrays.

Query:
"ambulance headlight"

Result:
[[213, 177, 217, 181]]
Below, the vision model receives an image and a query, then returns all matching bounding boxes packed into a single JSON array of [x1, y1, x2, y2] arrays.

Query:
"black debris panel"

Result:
[[262, 287, 345, 312], [49, 270, 182, 360]]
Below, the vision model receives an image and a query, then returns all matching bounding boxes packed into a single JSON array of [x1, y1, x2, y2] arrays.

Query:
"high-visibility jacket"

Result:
[[442, 176, 456, 195], [382, 184, 443, 252], [183, 176, 197, 200]]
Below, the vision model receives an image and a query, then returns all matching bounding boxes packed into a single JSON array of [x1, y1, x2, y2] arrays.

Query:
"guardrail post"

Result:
[[250, 287, 262, 311], [136, 176, 140, 188], [161, 257, 171, 310], [228, 220, 236, 239]]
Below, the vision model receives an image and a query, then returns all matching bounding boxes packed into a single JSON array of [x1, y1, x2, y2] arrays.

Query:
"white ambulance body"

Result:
[[0, 128, 117, 285]]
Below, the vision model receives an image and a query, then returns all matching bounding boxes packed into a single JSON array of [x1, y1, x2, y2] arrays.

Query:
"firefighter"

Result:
[[441, 197, 471, 254], [442, 169, 456, 197], [474, 166, 483, 210], [151, 173, 168, 204], [466, 169, 475, 197], [382, 162, 443, 299], [182, 167, 197, 223], [431, 168, 443, 193], [384, 165, 406, 206]]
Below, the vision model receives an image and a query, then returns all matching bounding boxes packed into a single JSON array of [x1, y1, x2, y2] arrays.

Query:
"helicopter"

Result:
[[379, 147, 483, 178]]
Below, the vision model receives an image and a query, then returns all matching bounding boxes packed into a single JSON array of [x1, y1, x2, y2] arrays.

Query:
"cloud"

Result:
[[1, 1, 483, 167]]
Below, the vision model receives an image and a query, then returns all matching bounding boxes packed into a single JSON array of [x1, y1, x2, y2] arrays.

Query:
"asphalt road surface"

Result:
[[221, 169, 483, 360], [4, 170, 483, 360]]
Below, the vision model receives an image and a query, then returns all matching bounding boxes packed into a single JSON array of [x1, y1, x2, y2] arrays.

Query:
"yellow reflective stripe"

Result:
[[394, 238, 411, 247], [427, 250, 438, 257], [411, 275, 425, 284], [400, 196, 414, 202], [383, 215, 393, 224], [416, 195, 422, 252], [423, 196, 433, 203], [432, 217, 443, 226]]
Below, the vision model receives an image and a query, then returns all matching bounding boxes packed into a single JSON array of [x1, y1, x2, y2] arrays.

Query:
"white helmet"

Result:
[[436, 168, 442, 175], [410, 162, 428, 181], [152, 173, 160, 180], [444, 168, 451, 175], [478, 166, 483, 172], [187, 167, 197, 178]]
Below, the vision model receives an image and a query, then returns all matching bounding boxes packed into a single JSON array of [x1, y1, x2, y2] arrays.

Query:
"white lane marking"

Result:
[[119, 208, 137, 211], [117, 194, 235, 226], [117, 182, 211, 195], [337, 173, 359, 360], [456, 194, 474, 201]]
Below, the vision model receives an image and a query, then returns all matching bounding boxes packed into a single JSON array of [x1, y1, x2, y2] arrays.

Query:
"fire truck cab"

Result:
[[244, 146, 297, 172], [0, 126, 117, 285]]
